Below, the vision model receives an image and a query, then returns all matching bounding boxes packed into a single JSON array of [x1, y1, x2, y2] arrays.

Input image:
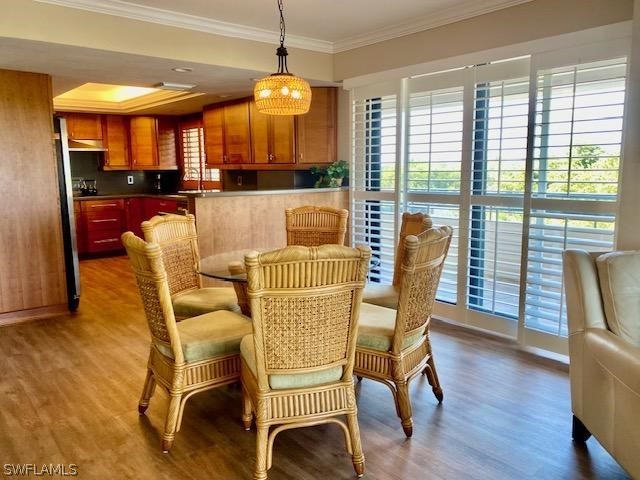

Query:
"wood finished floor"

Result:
[[0, 256, 629, 480]]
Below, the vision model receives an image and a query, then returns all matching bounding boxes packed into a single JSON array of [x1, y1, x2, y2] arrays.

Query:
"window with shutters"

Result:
[[179, 119, 220, 190], [350, 48, 627, 355]]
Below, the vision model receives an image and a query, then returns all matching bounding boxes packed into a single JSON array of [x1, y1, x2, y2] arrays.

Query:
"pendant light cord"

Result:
[[276, 0, 289, 74]]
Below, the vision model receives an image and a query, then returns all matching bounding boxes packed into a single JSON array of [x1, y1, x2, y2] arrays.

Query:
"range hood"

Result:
[[67, 139, 107, 152]]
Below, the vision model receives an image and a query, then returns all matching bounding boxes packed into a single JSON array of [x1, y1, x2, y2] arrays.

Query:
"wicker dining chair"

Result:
[[122, 232, 252, 452], [240, 244, 371, 480], [355, 226, 452, 437], [285, 205, 349, 246], [141, 214, 239, 319], [363, 211, 433, 309]]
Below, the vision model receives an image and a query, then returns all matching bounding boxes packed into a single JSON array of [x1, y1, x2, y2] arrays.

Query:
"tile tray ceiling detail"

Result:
[[35, 0, 534, 53]]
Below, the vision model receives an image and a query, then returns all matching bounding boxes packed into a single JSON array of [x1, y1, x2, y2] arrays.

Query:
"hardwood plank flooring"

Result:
[[0, 256, 629, 479]]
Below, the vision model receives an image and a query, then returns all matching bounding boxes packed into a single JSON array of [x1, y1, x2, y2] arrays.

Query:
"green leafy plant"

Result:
[[310, 160, 349, 188]]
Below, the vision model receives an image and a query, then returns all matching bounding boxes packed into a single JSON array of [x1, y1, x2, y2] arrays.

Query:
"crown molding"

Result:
[[332, 0, 534, 53], [35, 0, 334, 53], [36, 0, 533, 55]]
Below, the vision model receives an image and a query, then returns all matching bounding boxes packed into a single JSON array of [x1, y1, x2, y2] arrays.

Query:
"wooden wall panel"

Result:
[[0, 69, 66, 316]]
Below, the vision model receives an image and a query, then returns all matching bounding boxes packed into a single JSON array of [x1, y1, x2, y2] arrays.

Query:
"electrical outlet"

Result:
[[236, 175, 243, 186], [127, 175, 134, 185]]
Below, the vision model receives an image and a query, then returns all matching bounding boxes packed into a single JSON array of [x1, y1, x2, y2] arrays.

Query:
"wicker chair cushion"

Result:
[[172, 287, 240, 318], [240, 335, 343, 390], [362, 284, 399, 309], [357, 303, 424, 352], [156, 310, 252, 362]]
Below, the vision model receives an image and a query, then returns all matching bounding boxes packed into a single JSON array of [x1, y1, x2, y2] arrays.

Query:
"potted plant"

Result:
[[310, 160, 349, 188]]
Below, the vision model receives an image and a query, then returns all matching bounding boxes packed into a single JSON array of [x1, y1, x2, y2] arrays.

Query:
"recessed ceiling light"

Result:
[[172, 67, 193, 73], [154, 82, 196, 91]]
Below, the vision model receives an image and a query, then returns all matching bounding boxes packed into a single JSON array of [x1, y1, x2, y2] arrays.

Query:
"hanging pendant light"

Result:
[[254, 0, 312, 115]]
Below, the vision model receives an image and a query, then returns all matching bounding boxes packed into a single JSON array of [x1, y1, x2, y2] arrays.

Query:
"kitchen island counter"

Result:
[[190, 188, 349, 286]]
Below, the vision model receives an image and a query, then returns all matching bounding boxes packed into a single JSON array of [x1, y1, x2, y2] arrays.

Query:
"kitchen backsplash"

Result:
[[70, 151, 179, 195]]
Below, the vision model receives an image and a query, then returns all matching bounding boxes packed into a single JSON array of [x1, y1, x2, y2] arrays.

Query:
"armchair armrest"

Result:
[[585, 328, 640, 394]]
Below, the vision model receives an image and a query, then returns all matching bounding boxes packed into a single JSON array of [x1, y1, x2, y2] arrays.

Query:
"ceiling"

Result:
[[2, 0, 532, 114]]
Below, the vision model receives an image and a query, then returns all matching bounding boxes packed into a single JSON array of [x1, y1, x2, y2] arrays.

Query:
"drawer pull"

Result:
[[90, 203, 118, 208], [94, 238, 119, 244], [91, 218, 118, 223]]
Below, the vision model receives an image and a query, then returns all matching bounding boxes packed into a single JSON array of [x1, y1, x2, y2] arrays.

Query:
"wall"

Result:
[[334, 0, 633, 80], [1, 0, 333, 82], [70, 152, 179, 195], [618, 0, 640, 249], [0, 69, 67, 323]]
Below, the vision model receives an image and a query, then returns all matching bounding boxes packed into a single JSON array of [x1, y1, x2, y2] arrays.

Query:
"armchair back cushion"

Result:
[[596, 250, 640, 347]]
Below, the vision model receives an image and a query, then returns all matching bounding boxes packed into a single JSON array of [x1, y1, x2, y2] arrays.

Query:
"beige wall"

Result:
[[618, 0, 640, 249], [1, 0, 333, 81], [334, 0, 633, 80]]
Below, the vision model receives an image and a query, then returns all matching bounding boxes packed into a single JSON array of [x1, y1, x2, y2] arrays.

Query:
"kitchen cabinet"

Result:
[[124, 197, 144, 237], [102, 115, 130, 170], [143, 197, 180, 220], [81, 199, 125, 253], [202, 87, 337, 169], [250, 102, 295, 165], [204, 101, 251, 166], [129, 116, 159, 169], [65, 113, 103, 140], [296, 87, 337, 164], [129, 116, 178, 170]]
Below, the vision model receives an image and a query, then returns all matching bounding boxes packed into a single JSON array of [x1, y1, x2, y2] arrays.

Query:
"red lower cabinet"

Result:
[[143, 198, 179, 221], [81, 199, 125, 253], [125, 197, 145, 238]]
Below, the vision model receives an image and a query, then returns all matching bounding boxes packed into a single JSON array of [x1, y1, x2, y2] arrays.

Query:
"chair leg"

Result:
[[346, 412, 365, 477], [242, 387, 254, 431], [162, 393, 181, 453], [423, 355, 444, 403], [572, 415, 592, 442], [395, 381, 413, 438], [138, 369, 156, 415], [254, 424, 269, 480]]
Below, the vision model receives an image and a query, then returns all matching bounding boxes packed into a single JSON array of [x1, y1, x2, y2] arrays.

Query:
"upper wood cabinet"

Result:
[[130, 116, 159, 168], [204, 101, 251, 166], [250, 102, 295, 165], [296, 87, 337, 164], [129, 116, 178, 170], [203, 87, 336, 169], [102, 115, 130, 170], [65, 113, 103, 140]]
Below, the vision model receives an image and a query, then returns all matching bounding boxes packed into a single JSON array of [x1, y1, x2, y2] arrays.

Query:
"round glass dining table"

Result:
[[197, 249, 381, 316]]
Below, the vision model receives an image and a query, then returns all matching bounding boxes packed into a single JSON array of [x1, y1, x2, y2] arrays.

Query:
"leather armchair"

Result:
[[563, 249, 640, 478]]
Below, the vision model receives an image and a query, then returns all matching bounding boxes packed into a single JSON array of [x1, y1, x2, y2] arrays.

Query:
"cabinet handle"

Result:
[[91, 218, 118, 223], [90, 203, 118, 208], [94, 238, 119, 244]]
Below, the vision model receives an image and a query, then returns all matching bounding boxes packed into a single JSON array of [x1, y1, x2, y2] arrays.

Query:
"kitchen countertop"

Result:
[[178, 187, 346, 198], [73, 193, 188, 201]]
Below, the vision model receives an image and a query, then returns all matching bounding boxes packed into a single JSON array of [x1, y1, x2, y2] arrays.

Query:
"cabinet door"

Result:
[[224, 102, 251, 164], [250, 102, 270, 164], [270, 115, 295, 164], [203, 106, 225, 166], [157, 117, 178, 170], [130, 116, 159, 169], [124, 198, 144, 237], [65, 113, 103, 140], [296, 87, 337, 164], [102, 115, 130, 170]]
